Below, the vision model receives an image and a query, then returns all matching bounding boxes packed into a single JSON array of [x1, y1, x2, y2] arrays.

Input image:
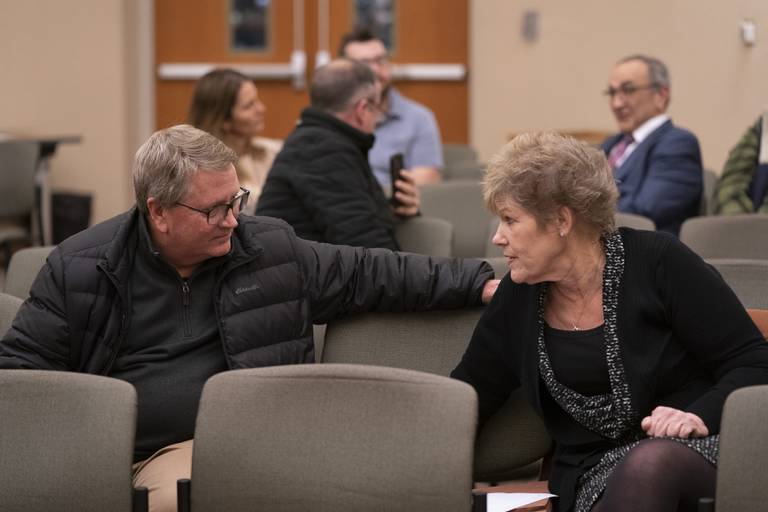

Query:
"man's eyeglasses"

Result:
[[602, 83, 659, 99], [356, 54, 389, 67], [175, 187, 250, 225]]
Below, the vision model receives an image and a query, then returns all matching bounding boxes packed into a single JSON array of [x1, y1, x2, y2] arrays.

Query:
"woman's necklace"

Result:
[[567, 283, 602, 331], [550, 259, 604, 331]]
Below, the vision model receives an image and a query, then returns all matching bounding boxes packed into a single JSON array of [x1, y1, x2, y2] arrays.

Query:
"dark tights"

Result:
[[591, 438, 716, 512]]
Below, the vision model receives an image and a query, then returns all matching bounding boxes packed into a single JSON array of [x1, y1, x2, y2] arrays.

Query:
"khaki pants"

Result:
[[132, 440, 194, 512]]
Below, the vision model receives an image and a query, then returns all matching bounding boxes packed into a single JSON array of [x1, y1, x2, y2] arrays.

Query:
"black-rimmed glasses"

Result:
[[176, 187, 250, 225], [602, 83, 659, 99]]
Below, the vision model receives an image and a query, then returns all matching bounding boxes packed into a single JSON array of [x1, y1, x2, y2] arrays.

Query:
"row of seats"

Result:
[[0, 365, 478, 512], [419, 180, 768, 261], [3, 302, 768, 511]]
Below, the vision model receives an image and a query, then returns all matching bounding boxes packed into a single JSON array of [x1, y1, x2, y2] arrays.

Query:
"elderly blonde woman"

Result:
[[452, 132, 768, 512]]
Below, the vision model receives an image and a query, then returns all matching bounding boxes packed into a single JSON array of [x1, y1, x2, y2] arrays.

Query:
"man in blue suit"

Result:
[[601, 55, 702, 234]]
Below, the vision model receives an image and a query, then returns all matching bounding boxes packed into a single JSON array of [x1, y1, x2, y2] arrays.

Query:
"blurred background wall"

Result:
[[1, 0, 766, 223]]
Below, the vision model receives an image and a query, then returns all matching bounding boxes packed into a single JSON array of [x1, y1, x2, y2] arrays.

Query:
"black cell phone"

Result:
[[389, 153, 404, 206]]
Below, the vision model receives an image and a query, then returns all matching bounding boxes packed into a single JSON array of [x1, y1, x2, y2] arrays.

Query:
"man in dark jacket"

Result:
[[256, 58, 420, 250], [0, 125, 496, 512]]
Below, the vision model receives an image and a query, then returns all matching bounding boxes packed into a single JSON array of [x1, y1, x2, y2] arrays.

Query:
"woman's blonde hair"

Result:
[[484, 132, 618, 235]]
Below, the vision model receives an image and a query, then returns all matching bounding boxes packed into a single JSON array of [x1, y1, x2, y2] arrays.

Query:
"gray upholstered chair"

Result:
[[484, 217, 500, 257], [0, 292, 23, 336], [442, 143, 479, 168], [181, 364, 477, 512], [700, 385, 768, 511], [421, 182, 494, 258], [322, 309, 552, 482], [615, 212, 655, 230], [4, 245, 53, 299], [395, 215, 453, 257], [700, 169, 718, 215], [680, 215, 768, 260], [0, 141, 40, 265], [0, 370, 141, 512], [444, 160, 485, 182], [707, 258, 768, 309], [481, 257, 508, 278]]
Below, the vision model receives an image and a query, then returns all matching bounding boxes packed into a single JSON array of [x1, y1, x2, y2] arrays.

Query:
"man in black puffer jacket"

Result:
[[257, 58, 421, 250], [0, 125, 496, 512]]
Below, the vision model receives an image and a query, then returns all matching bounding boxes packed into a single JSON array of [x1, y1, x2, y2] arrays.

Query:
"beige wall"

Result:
[[0, 0, 146, 224], [470, 1, 768, 174], [3, 2, 765, 230]]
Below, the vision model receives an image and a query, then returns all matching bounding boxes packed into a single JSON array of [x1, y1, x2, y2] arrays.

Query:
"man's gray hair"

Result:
[[133, 124, 237, 214], [618, 54, 670, 89], [310, 59, 377, 114]]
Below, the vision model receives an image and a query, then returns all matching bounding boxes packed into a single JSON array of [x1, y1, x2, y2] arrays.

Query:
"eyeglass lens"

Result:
[[207, 190, 249, 224]]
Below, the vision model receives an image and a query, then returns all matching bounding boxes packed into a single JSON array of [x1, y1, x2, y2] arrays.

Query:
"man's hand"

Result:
[[481, 279, 500, 304], [392, 169, 420, 217], [641, 406, 709, 439]]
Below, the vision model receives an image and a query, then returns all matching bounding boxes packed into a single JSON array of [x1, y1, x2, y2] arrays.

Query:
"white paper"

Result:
[[486, 492, 556, 511]]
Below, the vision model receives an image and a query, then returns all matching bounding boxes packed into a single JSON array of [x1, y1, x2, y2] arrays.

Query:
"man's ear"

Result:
[[146, 197, 170, 234], [654, 86, 670, 111], [352, 98, 368, 126], [556, 206, 575, 236]]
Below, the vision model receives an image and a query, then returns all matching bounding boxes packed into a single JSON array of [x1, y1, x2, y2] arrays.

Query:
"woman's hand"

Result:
[[481, 279, 500, 304], [392, 169, 421, 218], [641, 406, 709, 439]]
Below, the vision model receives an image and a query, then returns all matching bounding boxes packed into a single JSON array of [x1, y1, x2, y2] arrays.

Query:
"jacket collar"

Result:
[[298, 107, 375, 152]]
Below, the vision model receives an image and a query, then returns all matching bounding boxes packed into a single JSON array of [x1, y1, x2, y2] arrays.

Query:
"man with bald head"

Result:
[[601, 55, 703, 234], [257, 58, 420, 249]]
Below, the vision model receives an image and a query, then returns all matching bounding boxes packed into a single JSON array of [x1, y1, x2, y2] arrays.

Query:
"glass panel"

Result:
[[355, 0, 395, 50], [230, 0, 271, 51]]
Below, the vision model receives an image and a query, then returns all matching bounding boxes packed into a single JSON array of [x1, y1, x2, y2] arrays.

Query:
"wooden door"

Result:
[[155, 0, 468, 143]]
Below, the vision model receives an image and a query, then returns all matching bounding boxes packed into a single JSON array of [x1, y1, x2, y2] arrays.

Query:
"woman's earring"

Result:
[[559, 231, 565, 237]]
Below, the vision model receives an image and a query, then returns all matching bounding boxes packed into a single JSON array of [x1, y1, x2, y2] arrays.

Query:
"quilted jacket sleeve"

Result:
[[0, 248, 72, 370], [296, 237, 494, 324]]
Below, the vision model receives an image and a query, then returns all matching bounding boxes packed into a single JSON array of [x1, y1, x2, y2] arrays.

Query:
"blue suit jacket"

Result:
[[602, 120, 703, 234]]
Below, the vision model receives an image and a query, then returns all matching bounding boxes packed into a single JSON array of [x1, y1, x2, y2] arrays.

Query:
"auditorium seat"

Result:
[[0, 370, 143, 512], [4, 245, 53, 299], [680, 215, 768, 259], [395, 215, 453, 257], [181, 364, 477, 512], [700, 384, 768, 511], [323, 309, 552, 482], [707, 259, 768, 309], [0, 292, 23, 336], [421, 182, 494, 258], [615, 212, 655, 230]]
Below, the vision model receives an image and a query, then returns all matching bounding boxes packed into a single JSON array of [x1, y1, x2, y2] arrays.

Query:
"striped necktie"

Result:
[[608, 134, 634, 169]]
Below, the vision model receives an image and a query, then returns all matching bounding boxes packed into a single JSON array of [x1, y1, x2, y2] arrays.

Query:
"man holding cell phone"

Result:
[[257, 59, 420, 250]]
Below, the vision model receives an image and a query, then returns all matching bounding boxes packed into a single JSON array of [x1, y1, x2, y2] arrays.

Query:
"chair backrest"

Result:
[[442, 143, 478, 168], [700, 168, 718, 215], [480, 257, 509, 279], [680, 215, 768, 259], [394, 215, 453, 257], [322, 309, 552, 482], [190, 364, 477, 512], [0, 292, 23, 336], [444, 160, 485, 182], [0, 141, 39, 217], [707, 259, 768, 309], [615, 212, 655, 230], [4, 245, 54, 299], [421, 182, 494, 258], [485, 217, 502, 257], [0, 370, 137, 512], [715, 385, 768, 512]]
